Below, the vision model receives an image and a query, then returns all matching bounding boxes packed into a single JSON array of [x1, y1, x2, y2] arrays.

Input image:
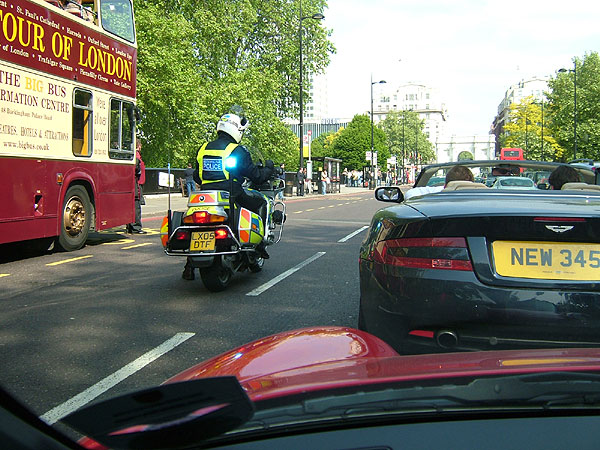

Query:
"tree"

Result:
[[311, 127, 344, 158], [134, 0, 334, 168], [379, 111, 435, 166], [546, 52, 600, 161], [330, 115, 388, 170], [457, 151, 474, 161], [502, 96, 563, 161]]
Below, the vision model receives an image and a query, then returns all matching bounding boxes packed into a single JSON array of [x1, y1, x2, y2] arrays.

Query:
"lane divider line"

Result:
[[121, 243, 154, 250], [338, 225, 369, 243], [246, 252, 326, 297], [40, 332, 196, 425], [46, 255, 93, 266], [0, 274, 10, 278]]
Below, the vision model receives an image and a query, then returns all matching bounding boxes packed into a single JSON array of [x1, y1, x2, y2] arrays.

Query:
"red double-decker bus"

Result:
[[500, 148, 524, 161], [1, 0, 137, 250]]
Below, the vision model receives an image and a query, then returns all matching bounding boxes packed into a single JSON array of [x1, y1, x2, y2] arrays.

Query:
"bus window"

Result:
[[73, 89, 93, 157], [100, 0, 135, 42], [109, 99, 135, 160]]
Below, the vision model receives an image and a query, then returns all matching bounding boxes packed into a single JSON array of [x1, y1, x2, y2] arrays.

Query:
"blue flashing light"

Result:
[[225, 156, 237, 169]]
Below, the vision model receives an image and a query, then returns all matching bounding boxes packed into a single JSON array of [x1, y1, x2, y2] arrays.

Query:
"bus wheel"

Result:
[[57, 185, 91, 251]]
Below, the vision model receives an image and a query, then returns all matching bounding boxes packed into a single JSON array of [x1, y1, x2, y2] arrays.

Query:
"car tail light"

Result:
[[183, 211, 227, 224], [533, 217, 586, 223], [373, 237, 473, 271], [215, 228, 229, 239]]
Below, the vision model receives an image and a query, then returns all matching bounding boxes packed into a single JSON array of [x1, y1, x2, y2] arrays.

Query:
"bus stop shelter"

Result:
[[309, 157, 342, 194]]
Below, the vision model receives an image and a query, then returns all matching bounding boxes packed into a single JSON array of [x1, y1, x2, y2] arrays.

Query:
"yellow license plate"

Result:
[[190, 231, 215, 251], [493, 241, 600, 281]]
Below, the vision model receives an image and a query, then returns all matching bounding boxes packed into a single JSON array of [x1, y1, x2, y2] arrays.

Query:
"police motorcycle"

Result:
[[160, 159, 286, 292]]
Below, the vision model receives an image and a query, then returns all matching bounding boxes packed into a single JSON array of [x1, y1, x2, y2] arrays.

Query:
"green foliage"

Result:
[[311, 127, 344, 158], [546, 52, 600, 161], [502, 96, 563, 161], [457, 151, 474, 161], [134, 0, 334, 168], [379, 111, 435, 165], [330, 115, 388, 170]]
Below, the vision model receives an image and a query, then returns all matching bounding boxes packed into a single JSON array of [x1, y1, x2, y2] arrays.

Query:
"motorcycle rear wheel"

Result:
[[200, 260, 233, 292]]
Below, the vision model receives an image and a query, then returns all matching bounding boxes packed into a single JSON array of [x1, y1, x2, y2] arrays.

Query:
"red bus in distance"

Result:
[[500, 148, 524, 160]]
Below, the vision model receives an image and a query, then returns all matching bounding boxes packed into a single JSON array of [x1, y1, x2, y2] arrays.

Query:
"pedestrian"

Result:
[[296, 166, 305, 196], [304, 168, 311, 194], [127, 140, 147, 234], [184, 162, 195, 197], [321, 169, 328, 195], [277, 163, 286, 199]]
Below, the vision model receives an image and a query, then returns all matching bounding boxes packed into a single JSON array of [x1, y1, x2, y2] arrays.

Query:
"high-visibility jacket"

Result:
[[196, 142, 239, 185], [193, 132, 274, 197]]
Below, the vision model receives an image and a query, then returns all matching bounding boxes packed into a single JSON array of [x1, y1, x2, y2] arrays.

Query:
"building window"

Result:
[[72, 89, 93, 157]]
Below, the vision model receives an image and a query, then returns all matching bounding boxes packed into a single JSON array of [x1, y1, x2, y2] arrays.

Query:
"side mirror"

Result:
[[537, 182, 549, 190], [375, 186, 403, 203]]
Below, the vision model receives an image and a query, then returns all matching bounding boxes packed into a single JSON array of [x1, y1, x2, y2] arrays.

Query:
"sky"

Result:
[[321, 0, 600, 136]]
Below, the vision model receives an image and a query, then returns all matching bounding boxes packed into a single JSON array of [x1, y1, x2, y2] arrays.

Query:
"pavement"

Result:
[[141, 184, 374, 221]]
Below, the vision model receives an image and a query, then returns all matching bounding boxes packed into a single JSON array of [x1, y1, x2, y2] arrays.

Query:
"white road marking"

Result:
[[40, 332, 195, 425], [46, 255, 93, 266], [246, 252, 326, 297], [338, 225, 369, 243]]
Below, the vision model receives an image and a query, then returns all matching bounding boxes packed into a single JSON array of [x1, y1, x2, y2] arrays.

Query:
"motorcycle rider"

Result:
[[182, 111, 275, 280]]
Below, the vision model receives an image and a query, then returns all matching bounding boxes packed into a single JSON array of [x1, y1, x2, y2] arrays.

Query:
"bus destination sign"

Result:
[[0, 0, 136, 97]]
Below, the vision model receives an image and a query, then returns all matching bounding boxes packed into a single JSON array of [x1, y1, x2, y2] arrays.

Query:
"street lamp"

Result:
[[370, 76, 386, 188], [559, 61, 577, 160], [298, 3, 324, 170]]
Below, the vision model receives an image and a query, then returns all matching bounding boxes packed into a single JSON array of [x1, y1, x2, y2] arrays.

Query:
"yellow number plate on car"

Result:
[[492, 241, 600, 281], [190, 231, 215, 251]]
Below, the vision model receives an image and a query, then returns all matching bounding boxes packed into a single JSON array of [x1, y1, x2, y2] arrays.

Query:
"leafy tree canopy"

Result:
[[379, 111, 435, 165], [502, 96, 563, 161], [546, 52, 600, 161], [134, 0, 334, 168], [330, 115, 388, 170]]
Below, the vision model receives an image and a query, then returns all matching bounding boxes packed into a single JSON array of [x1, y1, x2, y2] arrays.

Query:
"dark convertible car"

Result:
[[359, 160, 600, 354]]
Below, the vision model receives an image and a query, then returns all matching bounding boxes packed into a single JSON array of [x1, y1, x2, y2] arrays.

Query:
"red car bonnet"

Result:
[[165, 326, 600, 402]]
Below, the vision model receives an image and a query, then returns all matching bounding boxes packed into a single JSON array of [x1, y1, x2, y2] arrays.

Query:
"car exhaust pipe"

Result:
[[436, 330, 458, 349]]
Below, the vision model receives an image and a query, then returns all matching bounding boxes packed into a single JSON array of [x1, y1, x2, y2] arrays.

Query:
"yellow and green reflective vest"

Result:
[[196, 142, 238, 185]]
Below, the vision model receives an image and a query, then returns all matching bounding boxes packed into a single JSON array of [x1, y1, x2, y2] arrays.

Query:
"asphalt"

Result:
[[140, 184, 375, 221]]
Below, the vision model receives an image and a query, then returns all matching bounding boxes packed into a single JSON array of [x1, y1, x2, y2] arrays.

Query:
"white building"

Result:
[[304, 73, 329, 122], [434, 134, 496, 164], [373, 82, 448, 146]]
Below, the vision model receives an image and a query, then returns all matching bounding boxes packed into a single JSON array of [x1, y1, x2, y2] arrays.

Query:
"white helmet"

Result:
[[216, 113, 249, 143]]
